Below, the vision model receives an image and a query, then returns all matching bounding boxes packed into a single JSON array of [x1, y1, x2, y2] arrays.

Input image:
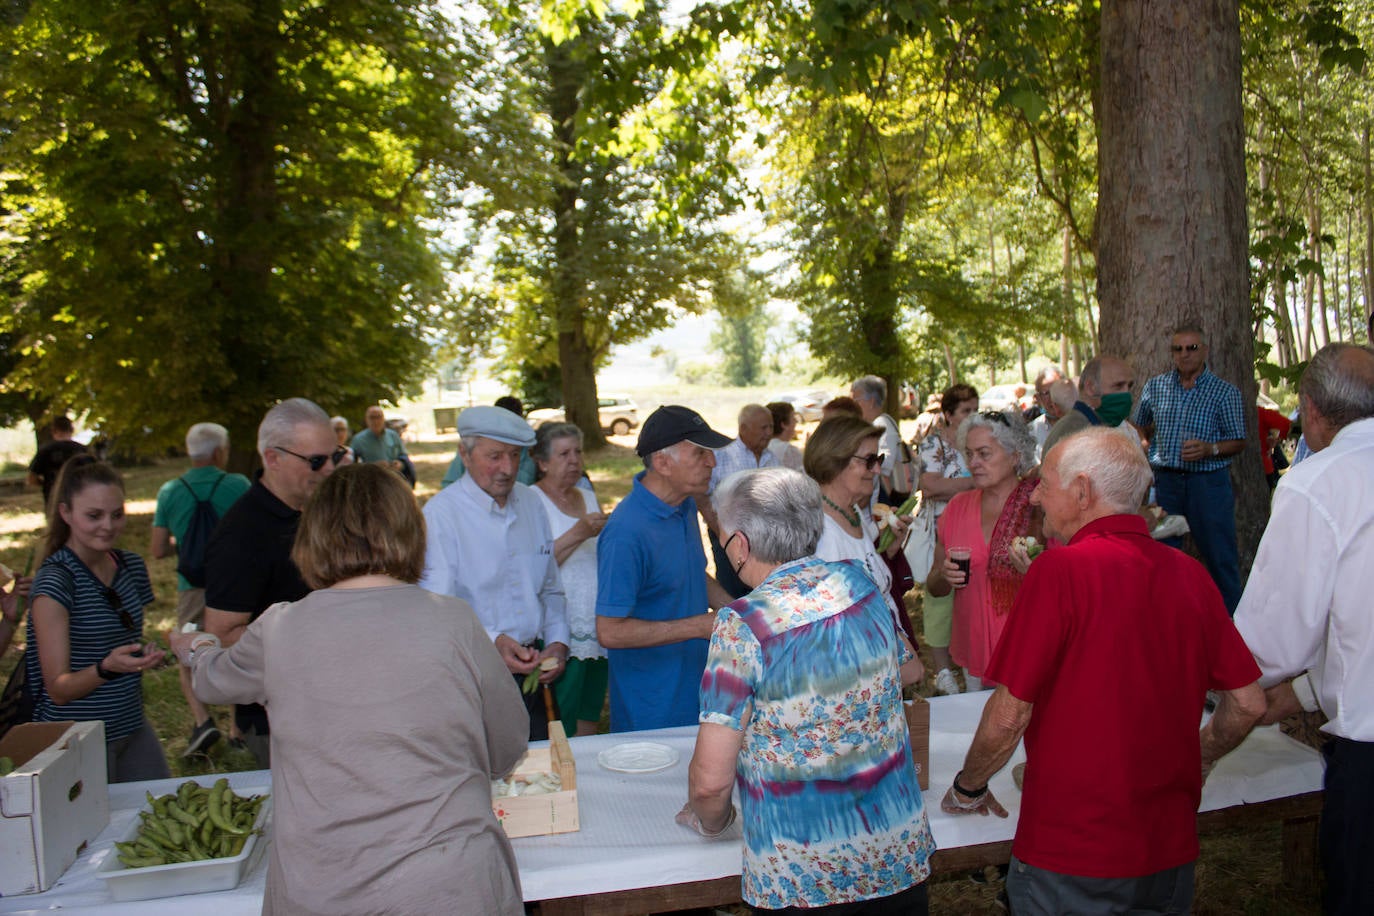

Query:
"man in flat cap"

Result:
[[596, 405, 735, 732], [420, 405, 569, 740]]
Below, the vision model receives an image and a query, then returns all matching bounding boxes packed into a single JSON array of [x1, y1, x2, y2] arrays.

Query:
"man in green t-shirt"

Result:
[[351, 405, 408, 470], [151, 422, 251, 755]]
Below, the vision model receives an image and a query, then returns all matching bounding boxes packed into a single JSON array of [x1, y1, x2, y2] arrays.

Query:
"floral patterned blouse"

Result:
[[699, 557, 934, 909], [917, 429, 971, 519]]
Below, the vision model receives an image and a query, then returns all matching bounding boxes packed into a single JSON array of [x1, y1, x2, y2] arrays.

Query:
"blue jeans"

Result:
[[1152, 467, 1242, 614], [1007, 856, 1194, 915]]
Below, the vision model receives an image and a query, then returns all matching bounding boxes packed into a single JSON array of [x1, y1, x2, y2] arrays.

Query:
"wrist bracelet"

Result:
[[953, 771, 987, 799], [95, 658, 119, 681]]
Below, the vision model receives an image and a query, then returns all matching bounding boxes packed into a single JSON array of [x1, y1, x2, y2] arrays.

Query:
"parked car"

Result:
[[978, 383, 1032, 413], [771, 389, 832, 423], [528, 395, 640, 436]]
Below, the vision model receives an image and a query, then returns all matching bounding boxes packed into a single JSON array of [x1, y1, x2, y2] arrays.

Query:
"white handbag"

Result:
[[903, 505, 938, 585]]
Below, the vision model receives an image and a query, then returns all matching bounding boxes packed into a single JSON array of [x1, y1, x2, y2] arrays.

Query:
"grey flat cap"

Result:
[[458, 406, 535, 447]]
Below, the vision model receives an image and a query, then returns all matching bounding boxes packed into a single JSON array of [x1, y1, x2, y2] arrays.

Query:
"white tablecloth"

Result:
[[0, 692, 1323, 913]]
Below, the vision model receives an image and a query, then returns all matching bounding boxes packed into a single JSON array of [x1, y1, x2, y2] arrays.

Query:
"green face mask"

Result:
[[1096, 391, 1133, 427]]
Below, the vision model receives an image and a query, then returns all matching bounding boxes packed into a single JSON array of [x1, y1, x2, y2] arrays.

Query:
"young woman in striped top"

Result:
[[26, 456, 169, 782]]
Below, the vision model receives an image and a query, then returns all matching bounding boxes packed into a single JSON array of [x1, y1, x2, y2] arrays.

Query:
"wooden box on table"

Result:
[[904, 698, 930, 790], [492, 721, 580, 839], [0, 721, 110, 895]]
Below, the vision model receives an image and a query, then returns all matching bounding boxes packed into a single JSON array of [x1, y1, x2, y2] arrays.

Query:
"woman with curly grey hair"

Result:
[[926, 408, 1042, 692]]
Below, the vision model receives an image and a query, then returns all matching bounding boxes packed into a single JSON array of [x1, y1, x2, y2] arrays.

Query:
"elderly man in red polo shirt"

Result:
[[942, 426, 1265, 915]]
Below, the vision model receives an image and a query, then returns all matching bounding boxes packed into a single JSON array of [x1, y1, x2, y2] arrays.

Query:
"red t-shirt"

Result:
[[985, 514, 1260, 878]]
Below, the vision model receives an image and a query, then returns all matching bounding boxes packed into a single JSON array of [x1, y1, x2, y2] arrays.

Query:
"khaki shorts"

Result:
[[175, 588, 208, 627]]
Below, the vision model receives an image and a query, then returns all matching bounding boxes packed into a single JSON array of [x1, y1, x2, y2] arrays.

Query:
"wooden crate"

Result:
[[492, 722, 580, 839], [904, 698, 930, 790]]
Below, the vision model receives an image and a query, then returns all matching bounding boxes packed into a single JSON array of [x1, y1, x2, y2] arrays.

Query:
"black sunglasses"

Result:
[[103, 586, 136, 632], [1171, 343, 1201, 353], [849, 452, 883, 471], [980, 410, 1011, 426], [274, 445, 345, 472]]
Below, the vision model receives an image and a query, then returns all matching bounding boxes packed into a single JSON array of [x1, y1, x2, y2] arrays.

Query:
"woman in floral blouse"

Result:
[[679, 467, 934, 914]]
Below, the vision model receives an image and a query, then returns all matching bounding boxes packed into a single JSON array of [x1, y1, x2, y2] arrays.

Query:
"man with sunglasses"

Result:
[[1136, 322, 1247, 614], [203, 398, 339, 767]]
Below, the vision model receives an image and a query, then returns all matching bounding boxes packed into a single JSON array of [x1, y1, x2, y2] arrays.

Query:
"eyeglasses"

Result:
[[980, 410, 1011, 426], [1171, 344, 1202, 353], [103, 586, 136, 632], [848, 453, 882, 471], [274, 445, 345, 472]]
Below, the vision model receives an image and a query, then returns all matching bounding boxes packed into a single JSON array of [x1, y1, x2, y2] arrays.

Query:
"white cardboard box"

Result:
[[0, 720, 109, 895]]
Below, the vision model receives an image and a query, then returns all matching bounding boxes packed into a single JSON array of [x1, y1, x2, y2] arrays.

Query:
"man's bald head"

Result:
[[737, 404, 774, 457], [1078, 356, 1134, 406]]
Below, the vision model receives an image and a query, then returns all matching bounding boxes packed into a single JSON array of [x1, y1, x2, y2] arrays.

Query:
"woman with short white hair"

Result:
[[926, 408, 1042, 692], [681, 467, 934, 914]]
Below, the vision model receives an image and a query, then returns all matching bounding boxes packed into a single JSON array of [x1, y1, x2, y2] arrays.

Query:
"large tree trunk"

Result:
[[1096, 0, 1266, 572], [546, 37, 606, 449]]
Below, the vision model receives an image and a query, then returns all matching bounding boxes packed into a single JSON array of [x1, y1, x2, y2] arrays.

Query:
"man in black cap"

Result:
[[595, 405, 735, 732]]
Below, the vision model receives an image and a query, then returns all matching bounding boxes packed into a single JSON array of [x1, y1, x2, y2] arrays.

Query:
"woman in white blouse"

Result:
[[531, 422, 607, 736]]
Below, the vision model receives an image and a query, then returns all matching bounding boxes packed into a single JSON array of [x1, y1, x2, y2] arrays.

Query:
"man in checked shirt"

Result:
[[1135, 321, 1247, 614]]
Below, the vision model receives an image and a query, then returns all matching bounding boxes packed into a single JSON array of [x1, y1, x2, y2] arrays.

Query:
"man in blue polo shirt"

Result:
[[1136, 321, 1247, 614], [596, 405, 735, 732]]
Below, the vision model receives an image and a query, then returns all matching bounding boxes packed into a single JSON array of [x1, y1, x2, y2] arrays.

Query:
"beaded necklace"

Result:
[[821, 493, 860, 528]]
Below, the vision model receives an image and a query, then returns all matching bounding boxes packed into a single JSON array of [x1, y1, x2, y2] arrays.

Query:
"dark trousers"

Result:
[[1321, 736, 1374, 915], [1007, 856, 1194, 915], [752, 881, 928, 915], [514, 673, 549, 741], [709, 529, 750, 601], [1153, 467, 1242, 614]]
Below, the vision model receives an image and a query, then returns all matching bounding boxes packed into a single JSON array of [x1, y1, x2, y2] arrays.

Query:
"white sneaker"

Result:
[[934, 668, 962, 696], [1152, 513, 1190, 540]]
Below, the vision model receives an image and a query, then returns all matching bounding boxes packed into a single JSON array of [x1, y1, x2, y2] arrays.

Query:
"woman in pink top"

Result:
[[926, 409, 1041, 691]]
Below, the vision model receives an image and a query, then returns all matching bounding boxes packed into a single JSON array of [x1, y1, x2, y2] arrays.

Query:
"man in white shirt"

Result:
[[420, 405, 570, 740], [1234, 342, 1374, 916], [700, 404, 777, 599], [851, 375, 907, 502]]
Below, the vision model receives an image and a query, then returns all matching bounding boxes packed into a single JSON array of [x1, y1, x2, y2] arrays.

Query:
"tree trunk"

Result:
[[1096, 0, 1266, 571], [214, 0, 283, 471], [1364, 121, 1373, 319], [546, 36, 606, 449]]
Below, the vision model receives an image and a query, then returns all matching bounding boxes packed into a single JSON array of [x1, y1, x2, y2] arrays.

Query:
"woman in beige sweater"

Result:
[[173, 464, 528, 915]]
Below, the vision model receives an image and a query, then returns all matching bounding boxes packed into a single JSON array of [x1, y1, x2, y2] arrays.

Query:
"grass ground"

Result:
[[0, 430, 1322, 914]]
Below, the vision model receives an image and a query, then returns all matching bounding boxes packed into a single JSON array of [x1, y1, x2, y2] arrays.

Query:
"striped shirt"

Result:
[[25, 547, 154, 741], [1136, 367, 1246, 472]]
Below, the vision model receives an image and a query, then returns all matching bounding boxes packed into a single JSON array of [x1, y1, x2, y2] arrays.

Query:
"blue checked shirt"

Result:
[[1136, 366, 1247, 472], [708, 437, 777, 492]]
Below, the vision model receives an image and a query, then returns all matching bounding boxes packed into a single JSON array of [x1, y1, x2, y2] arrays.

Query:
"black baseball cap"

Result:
[[635, 405, 732, 457]]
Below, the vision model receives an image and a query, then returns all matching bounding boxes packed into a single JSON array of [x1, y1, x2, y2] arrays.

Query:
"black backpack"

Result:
[[175, 475, 224, 588]]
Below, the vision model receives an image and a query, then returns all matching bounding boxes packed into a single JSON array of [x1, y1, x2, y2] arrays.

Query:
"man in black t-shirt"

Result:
[[203, 398, 338, 768], [26, 416, 88, 509]]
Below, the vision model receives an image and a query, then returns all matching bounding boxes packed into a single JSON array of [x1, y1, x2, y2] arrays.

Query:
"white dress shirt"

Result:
[[419, 474, 570, 648], [1234, 416, 1374, 741]]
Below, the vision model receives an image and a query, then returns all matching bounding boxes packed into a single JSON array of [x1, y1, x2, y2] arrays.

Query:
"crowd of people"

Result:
[[2, 320, 1371, 915]]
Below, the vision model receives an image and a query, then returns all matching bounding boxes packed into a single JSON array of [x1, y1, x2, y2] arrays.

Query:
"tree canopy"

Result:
[[1, 0, 473, 454]]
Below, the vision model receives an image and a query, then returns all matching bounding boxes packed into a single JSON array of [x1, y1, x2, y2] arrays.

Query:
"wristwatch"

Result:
[[95, 658, 119, 681]]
